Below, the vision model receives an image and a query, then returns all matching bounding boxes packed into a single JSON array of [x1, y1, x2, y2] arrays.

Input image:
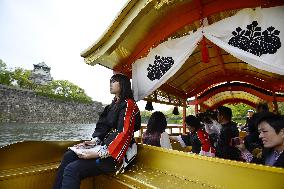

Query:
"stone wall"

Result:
[[0, 84, 103, 123]]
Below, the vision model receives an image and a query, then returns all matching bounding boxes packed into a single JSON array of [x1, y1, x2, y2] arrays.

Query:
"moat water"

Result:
[[0, 123, 96, 147]]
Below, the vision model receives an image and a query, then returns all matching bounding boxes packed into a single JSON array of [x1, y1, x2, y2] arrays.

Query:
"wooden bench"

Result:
[[0, 141, 96, 189]]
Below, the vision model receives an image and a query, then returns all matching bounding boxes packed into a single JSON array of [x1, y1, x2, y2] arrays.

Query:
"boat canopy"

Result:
[[81, 0, 284, 109]]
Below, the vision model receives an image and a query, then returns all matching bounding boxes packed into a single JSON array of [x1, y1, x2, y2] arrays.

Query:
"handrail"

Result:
[[137, 124, 186, 137]]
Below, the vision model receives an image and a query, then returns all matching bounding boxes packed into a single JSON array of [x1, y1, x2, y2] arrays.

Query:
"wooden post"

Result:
[[194, 95, 199, 115], [273, 92, 279, 114], [183, 106, 186, 134]]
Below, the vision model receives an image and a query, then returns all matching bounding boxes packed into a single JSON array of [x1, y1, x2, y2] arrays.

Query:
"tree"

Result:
[[0, 59, 12, 86], [140, 110, 152, 124], [36, 80, 92, 103], [225, 103, 253, 124], [0, 59, 7, 71], [0, 60, 92, 103], [164, 108, 182, 124], [140, 106, 195, 124], [278, 102, 284, 115], [0, 63, 34, 89], [11, 67, 33, 89]]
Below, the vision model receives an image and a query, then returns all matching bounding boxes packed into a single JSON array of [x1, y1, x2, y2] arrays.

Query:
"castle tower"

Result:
[[30, 62, 53, 85]]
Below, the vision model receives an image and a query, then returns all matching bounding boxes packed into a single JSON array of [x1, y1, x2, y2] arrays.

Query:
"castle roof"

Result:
[[34, 62, 50, 69]]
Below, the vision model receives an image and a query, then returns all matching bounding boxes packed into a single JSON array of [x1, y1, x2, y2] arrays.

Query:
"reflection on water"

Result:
[[0, 123, 96, 147]]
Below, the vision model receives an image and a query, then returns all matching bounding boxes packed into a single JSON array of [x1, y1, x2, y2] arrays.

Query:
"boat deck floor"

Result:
[[113, 164, 219, 189]]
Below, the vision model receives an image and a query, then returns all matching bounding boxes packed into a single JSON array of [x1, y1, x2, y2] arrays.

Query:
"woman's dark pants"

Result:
[[53, 150, 116, 189]]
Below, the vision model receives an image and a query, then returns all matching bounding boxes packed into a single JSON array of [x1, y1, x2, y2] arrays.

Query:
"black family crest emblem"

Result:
[[147, 55, 174, 81], [228, 21, 281, 56]]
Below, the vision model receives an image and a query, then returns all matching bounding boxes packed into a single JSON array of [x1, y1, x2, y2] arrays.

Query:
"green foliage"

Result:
[[0, 61, 33, 88], [140, 104, 255, 125], [0, 59, 92, 104], [0, 59, 12, 86], [36, 80, 92, 103], [11, 67, 34, 89], [140, 106, 195, 124], [278, 102, 284, 115], [164, 108, 183, 124], [0, 59, 7, 71], [0, 59, 7, 72], [224, 103, 254, 124], [140, 110, 152, 124]]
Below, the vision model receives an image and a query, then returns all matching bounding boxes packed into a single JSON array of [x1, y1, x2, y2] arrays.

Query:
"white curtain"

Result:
[[204, 6, 284, 75], [132, 30, 203, 101], [132, 6, 284, 101]]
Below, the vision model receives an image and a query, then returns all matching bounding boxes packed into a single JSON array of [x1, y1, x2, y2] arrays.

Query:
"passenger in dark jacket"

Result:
[[243, 103, 268, 153], [215, 106, 241, 161], [53, 74, 141, 189], [171, 115, 215, 156], [237, 112, 284, 168], [244, 113, 263, 152]]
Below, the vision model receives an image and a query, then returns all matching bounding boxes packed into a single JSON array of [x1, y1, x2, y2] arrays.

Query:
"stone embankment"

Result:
[[0, 84, 103, 123]]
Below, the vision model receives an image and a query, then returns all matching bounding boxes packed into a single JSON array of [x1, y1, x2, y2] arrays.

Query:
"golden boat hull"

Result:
[[0, 141, 283, 189]]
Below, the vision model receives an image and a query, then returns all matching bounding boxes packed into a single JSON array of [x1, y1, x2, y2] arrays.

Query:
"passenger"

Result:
[[53, 74, 141, 189], [236, 112, 284, 168], [171, 115, 215, 157], [202, 110, 221, 148], [142, 111, 172, 149], [244, 103, 269, 153], [240, 109, 254, 132], [215, 106, 241, 161], [256, 102, 270, 113]]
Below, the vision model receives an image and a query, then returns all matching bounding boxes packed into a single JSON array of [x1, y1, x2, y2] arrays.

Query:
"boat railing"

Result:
[[136, 124, 185, 138]]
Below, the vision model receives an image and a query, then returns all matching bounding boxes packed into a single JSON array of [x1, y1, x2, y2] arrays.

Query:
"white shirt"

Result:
[[160, 132, 172, 149]]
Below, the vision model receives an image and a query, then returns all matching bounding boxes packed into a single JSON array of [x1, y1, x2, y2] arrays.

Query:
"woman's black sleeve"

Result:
[[92, 105, 112, 140]]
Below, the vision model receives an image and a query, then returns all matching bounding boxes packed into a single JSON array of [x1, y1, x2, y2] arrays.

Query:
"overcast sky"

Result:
[[0, 0, 169, 110]]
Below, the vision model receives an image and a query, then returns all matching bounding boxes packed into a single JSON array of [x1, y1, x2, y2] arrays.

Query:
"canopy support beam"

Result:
[[182, 107, 186, 134], [273, 91, 279, 113]]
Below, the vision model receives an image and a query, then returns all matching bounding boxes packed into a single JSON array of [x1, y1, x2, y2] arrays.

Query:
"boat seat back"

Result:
[[0, 141, 94, 189]]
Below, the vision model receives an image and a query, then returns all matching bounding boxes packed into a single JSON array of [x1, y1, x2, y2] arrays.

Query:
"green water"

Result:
[[0, 123, 96, 147]]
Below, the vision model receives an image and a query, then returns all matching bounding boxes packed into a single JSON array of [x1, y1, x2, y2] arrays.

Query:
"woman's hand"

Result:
[[83, 140, 97, 146], [73, 140, 96, 148], [73, 142, 85, 148], [77, 151, 99, 159]]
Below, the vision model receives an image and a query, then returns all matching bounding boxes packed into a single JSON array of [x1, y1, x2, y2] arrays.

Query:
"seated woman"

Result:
[[201, 110, 221, 148], [171, 115, 215, 157], [53, 74, 141, 189], [237, 112, 284, 168], [142, 111, 172, 149]]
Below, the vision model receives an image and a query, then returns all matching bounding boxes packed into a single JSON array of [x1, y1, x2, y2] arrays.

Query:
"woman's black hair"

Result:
[[110, 74, 134, 101], [185, 115, 202, 130], [146, 111, 167, 134], [217, 106, 232, 121], [197, 110, 217, 124], [256, 112, 284, 134], [256, 103, 269, 113]]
